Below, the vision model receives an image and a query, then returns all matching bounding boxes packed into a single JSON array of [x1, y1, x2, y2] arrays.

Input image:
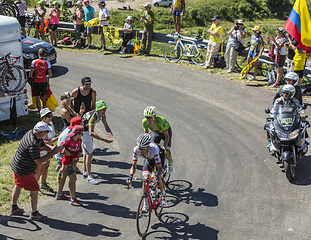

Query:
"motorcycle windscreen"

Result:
[[274, 104, 299, 132]]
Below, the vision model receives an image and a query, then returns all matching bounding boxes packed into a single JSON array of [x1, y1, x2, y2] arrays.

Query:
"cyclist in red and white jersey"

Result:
[[29, 48, 52, 112]]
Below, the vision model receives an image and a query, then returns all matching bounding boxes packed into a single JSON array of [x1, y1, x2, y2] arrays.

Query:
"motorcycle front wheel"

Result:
[[284, 161, 295, 182]]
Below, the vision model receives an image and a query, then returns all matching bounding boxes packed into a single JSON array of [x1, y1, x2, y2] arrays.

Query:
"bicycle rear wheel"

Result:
[[154, 187, 163, 217], [191, 44, 207, 66], [2, 65, 23, 92], [136, 195, 151, 237], [163, 42, 182, 63]]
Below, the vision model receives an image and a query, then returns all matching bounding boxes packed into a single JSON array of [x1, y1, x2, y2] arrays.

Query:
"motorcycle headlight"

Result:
[[24, 53, 36, 59], [289, 129, 300, 140], [276, 130, 287, 140]]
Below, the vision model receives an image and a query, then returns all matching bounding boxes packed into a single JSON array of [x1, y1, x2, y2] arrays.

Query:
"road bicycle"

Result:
[[163, 34, 207, 66], [133, 177, 164, 237], [0, 53, 26, 93]]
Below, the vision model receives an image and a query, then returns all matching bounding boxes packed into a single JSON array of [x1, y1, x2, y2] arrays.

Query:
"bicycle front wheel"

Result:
[[3, 65, 23, 93], [163, 42, 182, 63], [191, 44, 207, 66], [136, 195, 151, 237]]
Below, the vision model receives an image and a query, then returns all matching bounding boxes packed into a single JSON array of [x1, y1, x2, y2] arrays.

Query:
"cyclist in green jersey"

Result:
[[142, 106, 173, 173]]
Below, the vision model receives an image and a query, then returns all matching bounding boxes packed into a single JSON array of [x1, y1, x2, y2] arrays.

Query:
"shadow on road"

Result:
[[51, 65, 69, 78], [93, 147, 120, 157], [289, 155, 311, 185]]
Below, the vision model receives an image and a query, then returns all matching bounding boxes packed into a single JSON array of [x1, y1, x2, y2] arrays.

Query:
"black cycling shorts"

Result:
[[151, 127, 172, 148], [33, 82, 48, 97]]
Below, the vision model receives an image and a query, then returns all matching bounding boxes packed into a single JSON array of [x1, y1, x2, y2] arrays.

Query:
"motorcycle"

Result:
[[264, 103, 309, 182]]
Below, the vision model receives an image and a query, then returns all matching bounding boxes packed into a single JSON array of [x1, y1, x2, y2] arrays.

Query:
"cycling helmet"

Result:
[[95, 100, 107, 111], [284, 72, 299, 84], [137, 133, 151, 147], [281, 84, 295, 99], [144, 106, 156, 117]]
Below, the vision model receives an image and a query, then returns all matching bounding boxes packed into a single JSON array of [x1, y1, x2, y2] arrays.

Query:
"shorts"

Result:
[[62, 155, 79, 165], [55, 157, 75, 176], [82, 130, 93, 154], [248, 50, 259, 59], [33, 82, 48, 97], [49, 24, 58, 31], [172, 9, 183, 16], [14, 172, 39, 191], [295, 70, 304, 78], [98, 25, 108, 36], [36, 21, 44, 31], [19, 16, 26, 27], [74, 24, 82, 39], [276, 55, 286, 68], [142, 154, 165, 176], [86, 26, 92, 34], [151, 127, 172, 150]]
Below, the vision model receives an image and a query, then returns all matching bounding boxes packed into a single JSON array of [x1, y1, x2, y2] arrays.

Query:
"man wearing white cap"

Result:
[[9, 122, 63, 221], [98, 0, 110, 51], [139, 2, 154, 56]]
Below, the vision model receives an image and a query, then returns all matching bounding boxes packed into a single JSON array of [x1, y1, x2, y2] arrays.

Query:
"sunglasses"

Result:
[[138, 147, 148, 151], [283, 92, 291, 95], [45, 114, 53, 118], [145, 116, 153, 119]]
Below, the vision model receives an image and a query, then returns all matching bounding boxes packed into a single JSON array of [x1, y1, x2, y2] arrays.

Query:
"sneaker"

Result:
[[55, 165, 61, 171], [119, 51, 124, 54], [249, 76, 256, 81], [29, 211, 48, 221], [203, 65, 209, 69], [91, 174, 98, 178], [161, 191, 167, 206], [69, 198, 83, 207], [269, 83, 278, 88], [55, 193, 70, 200], [226, 70, 232, 73], [242, 75, 247, 79], [9, 207, 24, 216], [40, 183, 54, 192], [85, 44, 90, 49], [167, 161, 173, 174], [87, 177, 99, 185], [82, 173, 88, 179]]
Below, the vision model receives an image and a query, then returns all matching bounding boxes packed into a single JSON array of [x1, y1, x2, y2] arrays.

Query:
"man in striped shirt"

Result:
[[9, 122, 63, 221]]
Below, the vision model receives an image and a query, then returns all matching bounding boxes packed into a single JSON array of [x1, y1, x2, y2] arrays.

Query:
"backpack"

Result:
[[213, 53, 226, 69], [61, 37, 73, 45], [266, 69, 277, 86]]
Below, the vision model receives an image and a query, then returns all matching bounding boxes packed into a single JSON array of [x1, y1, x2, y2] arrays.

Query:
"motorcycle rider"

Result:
[[272, 72, 302, 105]]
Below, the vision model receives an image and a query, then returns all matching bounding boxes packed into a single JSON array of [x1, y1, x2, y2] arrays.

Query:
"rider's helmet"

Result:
[[95, 100, 107, 111], [137, 133, 151, 148], [284, 72, 299, 85], [144, 106, 156, 117], [281, 84, 295, 100]]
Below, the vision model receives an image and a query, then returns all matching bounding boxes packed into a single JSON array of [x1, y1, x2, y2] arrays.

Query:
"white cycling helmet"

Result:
[[281, 84, 295, 99], [284, 72, 299, 84], [137, 133, 151, 147], [144, 106, 156, 117]]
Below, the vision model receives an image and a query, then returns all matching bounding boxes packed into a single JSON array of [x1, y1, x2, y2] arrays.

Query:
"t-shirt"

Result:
[[274, 35, 288, 55], [124, 22, 133, 34], [293, 48, 307, 71], [227, 28, 246, 46], [40, 122, 56, 157], [10, 130, 46, 176], [209, 24, 223, 43], [60, 137, 82, 155], [36, 7, 46, 22], [82, 110, 106, 131], [142, 116, 170, 133], [31, 59, 51, 83], [99, 7, 109, 26], [14, 1, 27, 16], [84, 5, 95, 22], [55, 127, 71, 162], [132, 142, 161, 164], [143, 10, 154, 31]]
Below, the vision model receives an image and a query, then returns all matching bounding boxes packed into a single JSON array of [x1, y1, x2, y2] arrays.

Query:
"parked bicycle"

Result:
[[133, 177, 164, 237], [0, 1, 19, 18], [0, 52, 26, 93], [163, 34, 207, 66]]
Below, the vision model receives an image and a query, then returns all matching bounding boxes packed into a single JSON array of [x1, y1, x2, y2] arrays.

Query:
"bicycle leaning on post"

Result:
[[163, 34, 207, 66]]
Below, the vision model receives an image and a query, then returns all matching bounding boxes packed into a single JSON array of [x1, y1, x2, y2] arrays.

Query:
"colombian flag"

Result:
[[285, 0, 311, 53]]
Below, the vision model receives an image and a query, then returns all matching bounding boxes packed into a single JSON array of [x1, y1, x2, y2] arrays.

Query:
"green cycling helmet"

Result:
[[52, 1, 59, 7], [144, 106, 156, 117], [95, 100, 107, 111]]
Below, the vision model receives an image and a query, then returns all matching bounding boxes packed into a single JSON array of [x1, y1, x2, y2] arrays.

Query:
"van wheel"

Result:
[[154, 3, 159, 7]]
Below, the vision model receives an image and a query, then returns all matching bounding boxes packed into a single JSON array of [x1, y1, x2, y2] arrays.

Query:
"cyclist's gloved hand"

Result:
[[126, 174, 133, 185]]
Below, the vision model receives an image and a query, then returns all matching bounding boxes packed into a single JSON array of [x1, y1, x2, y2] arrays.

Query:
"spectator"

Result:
[[98, 0, 110, 52], [35, 108, 59, 192], [288, 35, 307, 86], [226, 19, 246, 73], [242, 26, 264, 80], [81, 100, 113, 184], [203, 15, 223, 69], [268, 27, 288, 88], [29, 48, 52, 113], [169, 0, 185, 34], [55, 117, 82, 201], [34, 0, 47, 40], [286, 34, 296, 73], [9, 122, 63, 221], [60, 92, 84, 130], [119, 16, 134, 54], [73, 1, 84, 49], [70, 76, 96, 114], [139, 2, 154, 56], [14, 0, 27, 36], [83, 0, 95, 49], [48, 1, 60, 47]]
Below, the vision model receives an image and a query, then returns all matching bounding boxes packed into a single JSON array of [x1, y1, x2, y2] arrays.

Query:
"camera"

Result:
[[234, 25, 239, 30]]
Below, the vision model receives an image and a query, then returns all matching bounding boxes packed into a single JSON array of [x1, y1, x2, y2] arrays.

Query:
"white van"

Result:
[[0, 15, 28, 122]]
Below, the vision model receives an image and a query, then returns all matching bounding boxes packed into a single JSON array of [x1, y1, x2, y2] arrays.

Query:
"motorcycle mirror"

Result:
[[265, 108, 270, 114], [302, 103, 308, 110]]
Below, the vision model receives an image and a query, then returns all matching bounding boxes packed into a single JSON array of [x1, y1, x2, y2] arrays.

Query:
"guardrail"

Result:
[[58, 21, 311, 77]]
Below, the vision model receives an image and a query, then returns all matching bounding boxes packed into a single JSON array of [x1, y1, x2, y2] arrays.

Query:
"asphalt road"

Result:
[[1, 50, 311, 240]]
